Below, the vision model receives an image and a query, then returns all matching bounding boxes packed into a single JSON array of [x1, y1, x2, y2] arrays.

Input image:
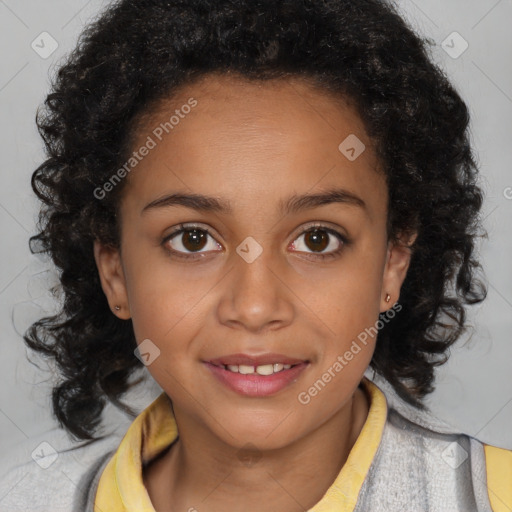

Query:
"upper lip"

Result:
[[206, 353, 307, 367]]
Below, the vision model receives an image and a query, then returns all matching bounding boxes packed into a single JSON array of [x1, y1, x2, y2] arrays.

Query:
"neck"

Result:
[[144, 385, 370, 512]]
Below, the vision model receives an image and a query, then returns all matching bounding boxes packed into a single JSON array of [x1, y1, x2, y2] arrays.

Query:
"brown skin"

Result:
[[94, 73, 416, 512]]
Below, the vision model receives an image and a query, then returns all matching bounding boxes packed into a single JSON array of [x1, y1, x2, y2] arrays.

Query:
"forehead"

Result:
[[120, 73, 387, 223], [139, 73, 371, 146]]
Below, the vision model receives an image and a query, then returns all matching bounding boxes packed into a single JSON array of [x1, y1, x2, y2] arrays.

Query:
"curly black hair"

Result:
[[25, 0, 487, 441]]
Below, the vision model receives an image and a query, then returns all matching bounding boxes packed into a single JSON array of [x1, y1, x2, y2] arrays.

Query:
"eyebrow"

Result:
[[141, 187, 367, 217]]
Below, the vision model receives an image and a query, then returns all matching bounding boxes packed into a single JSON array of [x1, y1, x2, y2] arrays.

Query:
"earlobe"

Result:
[[380, 232, 417, 312], [93, 239, 131, 319]]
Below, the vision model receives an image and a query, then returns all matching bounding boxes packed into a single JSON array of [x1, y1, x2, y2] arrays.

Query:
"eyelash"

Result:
[[161, 222, 350, 261]]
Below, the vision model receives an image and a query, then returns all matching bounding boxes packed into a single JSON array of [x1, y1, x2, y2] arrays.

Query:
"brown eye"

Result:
[[303, 229, 330, 252], [164, 226, 222, 259], [179, 229, 208, 252], [290, 226, 348, 260]]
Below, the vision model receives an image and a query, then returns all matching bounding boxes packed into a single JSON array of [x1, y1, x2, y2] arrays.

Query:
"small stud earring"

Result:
[[385, 294, 391, 303], [114, 305, 121, 311]]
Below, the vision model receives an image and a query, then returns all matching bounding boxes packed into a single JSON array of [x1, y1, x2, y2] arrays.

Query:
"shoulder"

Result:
[[0, 426, 123, 512], [483, 443, 512, 512], [359, 372, 511, 511], [373, 409, 511, 512]]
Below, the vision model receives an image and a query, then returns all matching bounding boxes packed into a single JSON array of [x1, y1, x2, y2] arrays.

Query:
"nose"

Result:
[[216, 244, 294, 333]]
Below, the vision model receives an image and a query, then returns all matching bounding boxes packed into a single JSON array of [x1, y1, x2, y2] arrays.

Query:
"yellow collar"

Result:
[[95, 377, 387, 512]]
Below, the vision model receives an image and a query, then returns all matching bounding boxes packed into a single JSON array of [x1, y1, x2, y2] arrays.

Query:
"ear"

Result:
[[93, 239, 131, 320], [380, 231, 417, 313]]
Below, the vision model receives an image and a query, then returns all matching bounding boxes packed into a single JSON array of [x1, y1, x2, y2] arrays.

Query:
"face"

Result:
[[94, 73, 414, 450]]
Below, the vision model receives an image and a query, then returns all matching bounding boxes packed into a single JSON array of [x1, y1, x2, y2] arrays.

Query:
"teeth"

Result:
[[238, 365, 255, 375], [256, 364, 274, 375], [222, 363, 296, 375]]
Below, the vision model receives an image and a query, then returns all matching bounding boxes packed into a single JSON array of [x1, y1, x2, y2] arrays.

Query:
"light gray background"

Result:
[[0, 0, 511, 464]]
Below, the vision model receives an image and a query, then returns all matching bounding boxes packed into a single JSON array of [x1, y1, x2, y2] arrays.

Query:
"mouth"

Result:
[[207, 353, 308, 375], [209, 362, 302, 375], [204, 353, 310, 397]]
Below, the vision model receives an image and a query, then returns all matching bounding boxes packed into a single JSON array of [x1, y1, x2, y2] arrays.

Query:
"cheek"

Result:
[[127, 274, 204, 342], [123, 252, 220, 347], [294, 244, 385, 335]]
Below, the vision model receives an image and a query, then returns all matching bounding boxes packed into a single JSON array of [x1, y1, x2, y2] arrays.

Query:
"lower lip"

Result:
[[204, 362, 309, 397]]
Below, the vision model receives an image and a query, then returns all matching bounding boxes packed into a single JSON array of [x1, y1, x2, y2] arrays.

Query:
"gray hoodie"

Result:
[[0, 371, 507, 511]]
